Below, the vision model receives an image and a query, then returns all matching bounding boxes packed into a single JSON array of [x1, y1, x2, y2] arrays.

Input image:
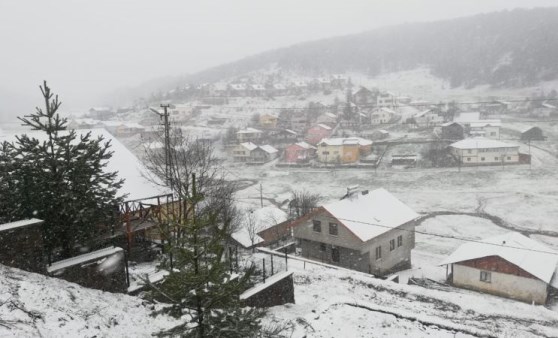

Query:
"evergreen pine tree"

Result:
[[1, 81, 124, 259], [145, 130, 264, 337]]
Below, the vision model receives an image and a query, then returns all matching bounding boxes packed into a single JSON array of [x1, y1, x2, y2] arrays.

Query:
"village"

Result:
[[1, 70, 558, 337]]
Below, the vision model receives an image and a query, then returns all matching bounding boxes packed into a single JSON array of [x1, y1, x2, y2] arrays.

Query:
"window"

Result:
[[312, 220, 321, 232], [466, 157, 471, 162], [331, 246, 340, 262], [397, 235, 403, 247], [320, 243, 326, 252], [494, 157, 499, 161], [480, 157, 485, 161], [507, 156, 511, 160], [490, 132, 496, 136], [390, 239, 395, 251], [480, 271, 491, 283], [467, 149, 472, 154], [329, 223, 338, 236], [375, 246, 382, 260]]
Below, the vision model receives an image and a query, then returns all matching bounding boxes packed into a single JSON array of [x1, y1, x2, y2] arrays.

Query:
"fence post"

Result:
[[271, 254, 274, 275], [263, 258, 266, 283]]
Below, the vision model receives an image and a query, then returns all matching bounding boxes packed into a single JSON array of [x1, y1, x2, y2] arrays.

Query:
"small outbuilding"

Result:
[[440, 232, 558, 305], [520, 126, 546, 141]]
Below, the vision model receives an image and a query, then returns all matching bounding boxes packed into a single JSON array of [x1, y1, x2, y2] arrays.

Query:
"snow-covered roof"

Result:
[[316, 124, 332, 130], [414, 110, 432, 118], [284, 129, 297, 135], [0, 128, 170, 201], [295, 141, 316, 150], [469, 120, 501, 128], [273, 84, 287, 90], [440, 232, 558, 284], [520, 126, 541, 133], [232, 206, 288, 248], [322, 188, 419, 242], [230, 84, 247, 90], [325, 112, 337, 118], [100, 120, 124, 127], [251, 84, 265, 90], [454, 112, 481, 123], [542, 102, 557, 109], [237, 127, 262, 134], [0, 218, 43, 232], [47, 246, 123, 273], [450, 138, 518, 150], [318, 137, 372, 147], [375, 108, 396, 115], [240, 142, 258, 151], [259, 145, 278, 154]]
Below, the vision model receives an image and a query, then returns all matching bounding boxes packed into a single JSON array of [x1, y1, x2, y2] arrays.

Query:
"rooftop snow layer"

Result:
[[0, 218, 43, 232], [323, 188, 419, 242], [240, 142, 258, 151], [237, 127, 262, 134], [0, 128, 170, 201], [259, 145, 278, 154], [440, 232, 558, 284], [47, 246, 123, 273], [318, 137, 373, 146], [450, 138, 518, 150]]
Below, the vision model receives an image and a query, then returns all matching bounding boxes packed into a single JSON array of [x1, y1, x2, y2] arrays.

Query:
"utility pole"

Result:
[[258, 183, 263, 208], [150, 104, 172, 191]]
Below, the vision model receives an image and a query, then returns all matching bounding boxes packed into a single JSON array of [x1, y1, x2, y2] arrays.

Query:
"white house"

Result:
[[412, 109, 444, 127], [450, 138, 520, 165], [236, 127, 263, 143], [440, 232, 558, 304], [469, 120, 501, 139], [371, 108, 397, 125]]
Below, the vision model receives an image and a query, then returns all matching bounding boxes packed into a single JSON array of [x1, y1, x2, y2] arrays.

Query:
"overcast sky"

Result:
[[1, 0, 557, 119]]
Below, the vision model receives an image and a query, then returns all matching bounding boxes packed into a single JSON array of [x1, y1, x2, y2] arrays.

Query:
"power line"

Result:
[[334, 216, 558, 256]]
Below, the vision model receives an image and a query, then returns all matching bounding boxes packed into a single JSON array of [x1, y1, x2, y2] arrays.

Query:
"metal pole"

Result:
[[271, 254, 274, 275], [262, 258, 266, 283]]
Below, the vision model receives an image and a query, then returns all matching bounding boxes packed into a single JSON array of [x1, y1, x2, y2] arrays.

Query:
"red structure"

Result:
[[304, 124, 333, 145], [284, 142, 316, 163]]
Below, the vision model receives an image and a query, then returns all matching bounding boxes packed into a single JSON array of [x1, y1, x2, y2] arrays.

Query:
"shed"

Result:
[[47, 246, 128, 293]]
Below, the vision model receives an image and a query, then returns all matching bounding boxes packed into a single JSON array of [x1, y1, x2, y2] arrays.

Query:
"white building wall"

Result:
[[453, 264, 548, 304], [452, 147, 519, 165]]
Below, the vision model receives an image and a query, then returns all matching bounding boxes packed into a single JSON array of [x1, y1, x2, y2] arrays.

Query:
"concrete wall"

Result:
[[299, 238, 370, 272], [453, 264, 548, 304], [363, 221, 415, 276]]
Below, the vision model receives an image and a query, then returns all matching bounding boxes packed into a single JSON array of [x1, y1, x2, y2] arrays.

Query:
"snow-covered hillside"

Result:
[[0, 264, 178, 337]]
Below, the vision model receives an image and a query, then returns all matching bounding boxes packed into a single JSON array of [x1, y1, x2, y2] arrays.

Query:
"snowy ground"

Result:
[[259, 251, 558, 338], [0, 264, 178, 337]]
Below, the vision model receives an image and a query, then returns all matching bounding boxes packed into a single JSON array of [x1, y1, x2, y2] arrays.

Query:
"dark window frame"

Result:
[[329, 222, 338, 236], [312, 220, 322, 233]]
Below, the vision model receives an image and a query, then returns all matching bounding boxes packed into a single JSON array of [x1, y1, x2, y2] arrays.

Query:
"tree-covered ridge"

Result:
[[185, 7, 558, 88]]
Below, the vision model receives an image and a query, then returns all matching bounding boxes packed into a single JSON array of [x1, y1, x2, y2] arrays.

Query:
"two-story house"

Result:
[[316, 137, 373, 164], [450, 138, 520, 165], [236, 128, 263, 143], [292, 188, 419, 276], [371, 108, 397, 125]]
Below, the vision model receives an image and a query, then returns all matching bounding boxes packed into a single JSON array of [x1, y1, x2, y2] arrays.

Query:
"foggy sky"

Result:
[[1, 0, 557, 120]]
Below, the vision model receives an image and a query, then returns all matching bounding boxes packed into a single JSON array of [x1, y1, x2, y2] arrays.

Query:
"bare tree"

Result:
[[288, 189, 322, 219], [245, 208, 261, 252]]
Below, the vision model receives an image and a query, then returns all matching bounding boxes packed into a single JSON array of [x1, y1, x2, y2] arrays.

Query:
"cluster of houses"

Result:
[[232, 185, 558, 306]]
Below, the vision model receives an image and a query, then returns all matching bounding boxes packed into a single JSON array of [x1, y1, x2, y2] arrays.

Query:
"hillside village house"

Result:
[[305, 123, 333, 145], [440, 232, 558, 304], [259, 114, 278, 128], [450, 138, 520, 165], [271, 84, 288, 96], [292, 188, 419, 275], [284, 142, 316, 163], [269, 128, 298, 144], [469, 120, 501, 139], [371, 108, 397, 125], [521, 126, 546, 141], [531, 102, 557, 117], [377, 92, 397, 109], [316, 112, 338, 126], [236, 127, 263, 143], [317, 137, 373, 164], [232, 142, 258, 162], [251, 145, 279, 163], [250, 84, 266, 97], [441, 122, 465, 140], [353, 86, 376, 106], [413, 109, 444, 127]]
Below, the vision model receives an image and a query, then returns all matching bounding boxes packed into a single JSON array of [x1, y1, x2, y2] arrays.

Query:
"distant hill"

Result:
[[180, 7, 558, 89]]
